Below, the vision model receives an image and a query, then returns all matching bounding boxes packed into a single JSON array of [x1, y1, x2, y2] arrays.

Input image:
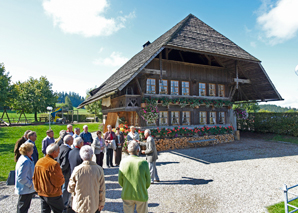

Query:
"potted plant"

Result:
[[140, 103, 159, 124]]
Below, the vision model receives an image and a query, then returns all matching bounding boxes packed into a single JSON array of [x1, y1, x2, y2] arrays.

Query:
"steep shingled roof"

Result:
[[79, 14, 280, 108]]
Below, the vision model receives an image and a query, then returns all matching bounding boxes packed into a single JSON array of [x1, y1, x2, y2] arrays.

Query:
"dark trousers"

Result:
[[106, 148, 113, 167], [96, 152, 104, 167], [62, 172, 71, 207], [40, 195, 64, 213], [114, 147, 122, 165], [66, 206, 100, 213], [17, 192, 35, 213]]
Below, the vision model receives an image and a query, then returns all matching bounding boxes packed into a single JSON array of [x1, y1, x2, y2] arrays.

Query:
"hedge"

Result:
[[237, 113, 298, 136]]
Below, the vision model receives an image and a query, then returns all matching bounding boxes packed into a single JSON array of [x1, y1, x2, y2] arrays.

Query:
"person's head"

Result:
[[127, 140, 140, 156], [83, 125, 88, 133], [24, 130, 31, 140], [27, 131, 37, 142], [67, 124, 73, 132], [144, 129, 151, 138], [19, 142, 34, 157], [116, 127, 120, 134], [107, 125, 112, 132], [97, 131, 102, 138], [80, 145, 93, 161], [130, 126, 135, 133], [46, 143, 60, 158], [59, 130, 67, 139], [64, 135, 73, 146], [73, 137, 84, 148], [74, 128, 80, 135], [46, 129, 54, 138]]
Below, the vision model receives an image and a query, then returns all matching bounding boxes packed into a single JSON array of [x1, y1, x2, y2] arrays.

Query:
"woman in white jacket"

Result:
[[92, 131, 105, 167]]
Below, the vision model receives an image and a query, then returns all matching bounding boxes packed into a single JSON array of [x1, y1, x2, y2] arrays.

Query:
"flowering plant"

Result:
[[234, 108, 248, 119], [140, 103, 159, 124]]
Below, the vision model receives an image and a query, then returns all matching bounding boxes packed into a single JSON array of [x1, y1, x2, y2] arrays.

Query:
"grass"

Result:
[[272, 135, 298, 144], [267, 199, 298, 213], [0, 123, 102, 181]]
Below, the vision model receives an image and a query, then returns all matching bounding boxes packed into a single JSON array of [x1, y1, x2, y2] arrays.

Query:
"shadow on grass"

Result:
[[0, 143, 15, 154]]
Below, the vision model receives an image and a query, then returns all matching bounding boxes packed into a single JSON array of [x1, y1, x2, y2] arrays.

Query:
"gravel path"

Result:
[[2, 137, 298, 212]]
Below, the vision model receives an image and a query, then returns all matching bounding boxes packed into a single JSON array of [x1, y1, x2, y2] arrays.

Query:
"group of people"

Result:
[[13, 124, 159, 213]]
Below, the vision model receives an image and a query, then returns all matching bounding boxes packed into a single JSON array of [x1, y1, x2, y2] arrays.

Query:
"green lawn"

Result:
[[0, 123, 102, 181], [267, 199, 298, 213]]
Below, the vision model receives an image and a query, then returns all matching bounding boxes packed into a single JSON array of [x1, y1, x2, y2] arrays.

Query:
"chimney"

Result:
[[143, 41, 151, 48]]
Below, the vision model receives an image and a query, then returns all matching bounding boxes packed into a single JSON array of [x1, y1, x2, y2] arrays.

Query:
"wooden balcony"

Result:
[[102, 95, 141, 113]]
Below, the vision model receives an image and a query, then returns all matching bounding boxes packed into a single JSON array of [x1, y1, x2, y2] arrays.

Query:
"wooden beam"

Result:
[[179, 51, 184, 62], [135, 78, 143, 97], [143, 68, 166, 75], [205, 55, 211, 66], [234, 78, 251, 84], [235, 61, 239, 89], [159, 52, 163, 80]]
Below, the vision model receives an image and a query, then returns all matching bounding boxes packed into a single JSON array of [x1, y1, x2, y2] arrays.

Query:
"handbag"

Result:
[[111, 140, 116, 151], [6, 170, 15, 185]]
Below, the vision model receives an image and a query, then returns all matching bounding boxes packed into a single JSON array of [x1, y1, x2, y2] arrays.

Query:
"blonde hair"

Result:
[[19, 143, 34, 156]]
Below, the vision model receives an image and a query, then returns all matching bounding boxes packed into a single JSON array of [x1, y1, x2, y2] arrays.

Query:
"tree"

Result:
[[12, 76, 57, 122], [233, 102, 260, 113], [0, 63, 15, 107], [85, 88, 102, 118], [65, 96, 73, 110]]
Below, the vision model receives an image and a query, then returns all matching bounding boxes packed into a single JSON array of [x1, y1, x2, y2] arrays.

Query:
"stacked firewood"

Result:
[[155, 134, 234, 152]]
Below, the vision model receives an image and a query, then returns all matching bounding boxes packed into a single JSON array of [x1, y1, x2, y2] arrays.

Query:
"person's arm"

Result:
[[93, 138, 101, 150], [60, 150, 70, 172], [90, 133, 93, 143], [67, 169, 76, 193], [144, 161, 151, 188], [98, 168, 106, 207], [144, 138, 153, 155], [49, 163, 65, 188], [41, 139, 46, 155], [17, 161, 33, 188]]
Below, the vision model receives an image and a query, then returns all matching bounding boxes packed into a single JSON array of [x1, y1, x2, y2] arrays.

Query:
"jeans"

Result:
[[148, 161, 159, 182]]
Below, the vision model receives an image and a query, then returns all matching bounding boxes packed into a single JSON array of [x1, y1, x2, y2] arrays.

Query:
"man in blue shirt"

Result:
[[26, 131, 39, 165], [80, 125, 93, 145], [42, 130, 55, 156]]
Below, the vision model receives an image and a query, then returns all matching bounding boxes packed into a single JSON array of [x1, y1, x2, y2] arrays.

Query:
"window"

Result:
[[218, 84, 225, 97], [171, 80, 179, 95], [210, 112, 216, 124], [146, 78, 156, 94], [182, 81, 190, 96], [159, 111, 168, 125], [171, 111, 179, 125], [199, 111, 206, 125], [199, 83, 206, 96], [219, 112, 225, 124], [159, 80, 168, 94], [209, 83, 216, 96], [182, 111, 190, 125]]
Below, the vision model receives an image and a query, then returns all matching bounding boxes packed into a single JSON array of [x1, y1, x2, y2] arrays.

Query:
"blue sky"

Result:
[[1, 0, 298, 107]]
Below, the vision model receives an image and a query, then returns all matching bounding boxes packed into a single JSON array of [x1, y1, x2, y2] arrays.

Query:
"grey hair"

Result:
[[83, 125, 88, 129], [127, 140, 140, 155], [67, 124, 72, 128], [64, 135, 73, 144], [107, 125, 111, 128], [46, 143, 59, 155], [80, 145, 93, 161], [130, 126, 135, 130], [74, 128, 80, 132], [27, 131, 36, 138], [144, 129, 151, 135], [24, 130, 31, 136], [59, 130, 67, 137], [73, 137, 83, 147]]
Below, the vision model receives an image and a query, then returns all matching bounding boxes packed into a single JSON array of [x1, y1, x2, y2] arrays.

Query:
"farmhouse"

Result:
[[78, 14, 282, 132]]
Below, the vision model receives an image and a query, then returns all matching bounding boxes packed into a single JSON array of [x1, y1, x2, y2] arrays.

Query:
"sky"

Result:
[[0, 0, 298, 107]]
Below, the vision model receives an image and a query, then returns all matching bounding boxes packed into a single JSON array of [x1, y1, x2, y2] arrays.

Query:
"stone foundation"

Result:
[[155, 134, 234, 152]]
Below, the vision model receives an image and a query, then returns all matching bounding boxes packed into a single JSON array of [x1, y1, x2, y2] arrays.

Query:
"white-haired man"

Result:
[[69, 137, 84, 174], [119, 140, 151, 213], [68, 146, 105, 213], [33, 143, 65, 213], [140, 129, 159, 184], [57, 135, 73, 210], [80, 125, 93, 145], [66, 124, 74, 136]]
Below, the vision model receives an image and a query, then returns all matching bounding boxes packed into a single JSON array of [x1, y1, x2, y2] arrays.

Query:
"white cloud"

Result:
[[257, 0, 298, 44], [93, 52, 128, 67], [250, 41, 257, 48], [42, 0, 135, 37]]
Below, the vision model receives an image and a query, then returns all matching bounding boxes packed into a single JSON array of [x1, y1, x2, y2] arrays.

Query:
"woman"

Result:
[[104, 125, 117, 168], [126, 126, 140, 142], [15, 142, 36, 213], [55, 130, 67, 146], [92, 131, 105, 167], [114, 127, 125, 166], [68, 146, 105, 213]]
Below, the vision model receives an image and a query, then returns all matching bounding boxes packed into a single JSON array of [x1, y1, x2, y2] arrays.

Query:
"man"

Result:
[[140, 129, 159, 184], [68, 146, 105, 213], [33, 143, 65, 213], [14, 130, 31, 162], [57, 135, 73, 210], [118, 140, 151, 213], [104, 125, 116, 168], [26, 131, 39, 165], [66, 124, 74, 136], [80, 125, 93, 145], [72, 128, 80, 139], [69, 137, 84, 174], [42, 130, 55, 156]]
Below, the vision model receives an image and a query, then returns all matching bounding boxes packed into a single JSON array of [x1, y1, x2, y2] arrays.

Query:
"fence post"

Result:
[[283, 184, 289, 213]]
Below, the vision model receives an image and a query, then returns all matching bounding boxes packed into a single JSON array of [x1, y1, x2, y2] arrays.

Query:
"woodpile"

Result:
[[155, 134, 234, 152]]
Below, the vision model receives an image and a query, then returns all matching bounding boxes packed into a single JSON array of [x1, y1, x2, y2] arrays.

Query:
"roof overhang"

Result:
[[77, 90, 117, 109]]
